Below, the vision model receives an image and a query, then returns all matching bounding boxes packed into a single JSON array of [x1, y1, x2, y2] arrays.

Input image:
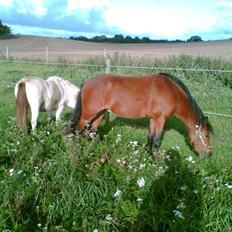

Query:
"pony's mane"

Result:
[[159, 73, 213, 132]]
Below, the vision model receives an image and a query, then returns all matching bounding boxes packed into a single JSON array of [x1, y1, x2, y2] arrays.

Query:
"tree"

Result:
[[0, 20, 11, 36], [113, 34, 124, 42], [187, 35, 203, 42]]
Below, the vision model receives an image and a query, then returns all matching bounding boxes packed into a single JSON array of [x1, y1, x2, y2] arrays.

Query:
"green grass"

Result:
[[0, 56, 232, 231]]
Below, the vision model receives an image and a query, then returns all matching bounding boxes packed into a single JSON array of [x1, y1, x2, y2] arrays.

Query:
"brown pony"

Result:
[[72, 73, 213, 157]]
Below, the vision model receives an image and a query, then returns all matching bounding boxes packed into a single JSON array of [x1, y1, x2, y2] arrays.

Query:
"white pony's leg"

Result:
[[55, 105, 64, 123], [31, 105, 39, 131]]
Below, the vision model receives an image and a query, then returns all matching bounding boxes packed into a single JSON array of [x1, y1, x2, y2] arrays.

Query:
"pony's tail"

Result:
[[71, 84, 83, 133], [15, 82, 29, 128]]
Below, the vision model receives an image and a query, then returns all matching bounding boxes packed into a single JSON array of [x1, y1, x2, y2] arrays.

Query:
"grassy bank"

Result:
[[0, 56, 232, 231]]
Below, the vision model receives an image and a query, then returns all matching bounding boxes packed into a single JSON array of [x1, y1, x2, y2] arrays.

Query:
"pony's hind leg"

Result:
[[30, 106, 39, 131]]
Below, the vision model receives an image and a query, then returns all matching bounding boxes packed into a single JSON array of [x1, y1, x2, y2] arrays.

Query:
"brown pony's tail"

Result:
[[15, 82, 29, 128], [71, 83, 83, 133]]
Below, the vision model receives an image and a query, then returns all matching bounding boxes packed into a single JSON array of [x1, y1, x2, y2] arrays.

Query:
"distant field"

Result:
[[0, 35, 232, 62]]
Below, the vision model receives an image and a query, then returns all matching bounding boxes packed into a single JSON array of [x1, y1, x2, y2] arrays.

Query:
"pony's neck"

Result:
[[178, 109, 200, 139], [63, 81, 79, 109]]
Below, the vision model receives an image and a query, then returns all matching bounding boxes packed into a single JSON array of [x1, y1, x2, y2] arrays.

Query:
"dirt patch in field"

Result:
[[0, 35, 232, 62]]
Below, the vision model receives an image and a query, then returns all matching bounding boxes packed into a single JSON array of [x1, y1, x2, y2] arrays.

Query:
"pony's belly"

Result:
[[40, 103, 58, 112], [109, 104, 147, 119]]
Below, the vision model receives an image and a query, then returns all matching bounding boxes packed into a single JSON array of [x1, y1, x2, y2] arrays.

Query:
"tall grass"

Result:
[[0, 56, 232, 231]]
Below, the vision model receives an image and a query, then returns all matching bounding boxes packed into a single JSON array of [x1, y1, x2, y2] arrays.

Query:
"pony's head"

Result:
[[190, 117, 213, 157]]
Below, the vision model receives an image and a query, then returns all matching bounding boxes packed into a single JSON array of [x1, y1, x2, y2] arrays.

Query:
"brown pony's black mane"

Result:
[[159, 73, 213, 132]]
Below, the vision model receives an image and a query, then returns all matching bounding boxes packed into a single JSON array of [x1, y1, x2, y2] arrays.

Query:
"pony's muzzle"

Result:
[[200, 150, 212, 158]]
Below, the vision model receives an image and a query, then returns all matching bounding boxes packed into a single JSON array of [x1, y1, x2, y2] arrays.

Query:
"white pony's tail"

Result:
[[15, 82, 29, 128]]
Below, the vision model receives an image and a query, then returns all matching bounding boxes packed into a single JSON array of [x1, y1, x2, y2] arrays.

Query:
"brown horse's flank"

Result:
[[72, 73, 212, 157], [16, 82, 29, 128]]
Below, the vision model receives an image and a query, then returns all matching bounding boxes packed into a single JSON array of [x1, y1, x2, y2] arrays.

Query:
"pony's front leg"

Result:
[[147, 119, 156, 153], [55, 105, 64, 123]]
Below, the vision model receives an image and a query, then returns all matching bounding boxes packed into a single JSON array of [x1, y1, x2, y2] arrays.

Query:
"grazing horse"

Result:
[[72, 73, 213, 157], [15, 76, 80, 131]]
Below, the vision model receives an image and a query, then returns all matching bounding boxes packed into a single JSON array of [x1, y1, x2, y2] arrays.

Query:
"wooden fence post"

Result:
[[6, 46, 9, 60], [104, 49, 110, 124], [104, 49, 111, 74], [46, 46, 48, 63]]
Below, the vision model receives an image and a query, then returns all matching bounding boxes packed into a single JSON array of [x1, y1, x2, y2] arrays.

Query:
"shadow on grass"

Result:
[[97, 115, 188, 138], [97, 116, 194, 151], [133, 150, 203, 232]]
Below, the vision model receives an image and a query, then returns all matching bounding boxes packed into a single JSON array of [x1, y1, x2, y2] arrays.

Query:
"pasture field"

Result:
[[1, 35, 232, 61], [0, 55, 232, 231]]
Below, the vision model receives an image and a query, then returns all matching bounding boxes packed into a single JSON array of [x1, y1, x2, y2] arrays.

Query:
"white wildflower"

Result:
[[173, 209, 184, 218], [193, 190, 198, 194], [93, 229, 98, 232], [155, 166, 165, 176], [172, 145, 180, 150], [105, 214, 113, 221], [114, 189, 122, 198], [180, 185, 187, 191], [185, 156, 195, 164], [89, 132, 96, 139], [133, 150, 139, 155], [37, 223, 42, 227], [177, 202, 186, 209], [137, 177, 145, 187], [130, 141, 139, 149], [130, 141, 138, 146], [139, 163, 146, 169], [17, 170, 23, 175], [116, 134, 122, 143], [137, 198, 143, 202], [55, 225, 63, 230], [224, 184, 232, 189], [9, 168, 14, 176], [65, 133, 74, 139]]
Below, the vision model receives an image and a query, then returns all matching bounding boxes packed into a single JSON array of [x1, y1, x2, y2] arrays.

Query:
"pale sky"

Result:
[[0, 0, 232, 40]]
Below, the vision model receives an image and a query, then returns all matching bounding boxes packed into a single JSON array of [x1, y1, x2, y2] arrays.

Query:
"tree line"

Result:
[[69, 34, 203, 43]]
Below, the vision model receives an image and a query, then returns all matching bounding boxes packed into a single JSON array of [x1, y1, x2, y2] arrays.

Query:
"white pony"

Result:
[[14, 76, 80, 131]]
